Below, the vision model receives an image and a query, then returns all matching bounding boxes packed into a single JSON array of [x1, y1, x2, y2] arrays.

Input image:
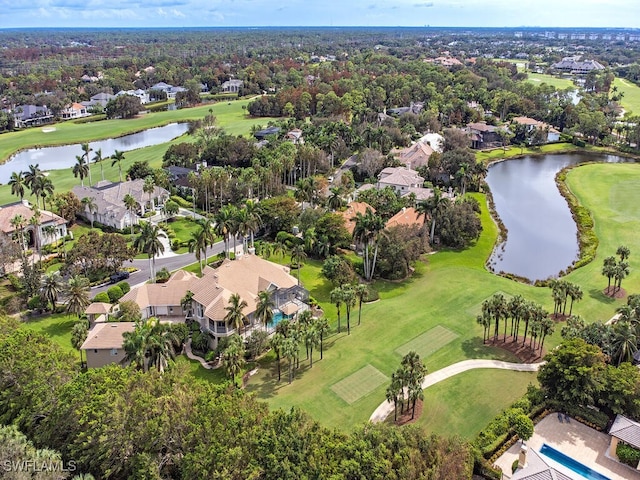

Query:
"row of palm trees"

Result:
[[477, 293, 554, 352], [270, 313, 331, 384], [330, 283, 369, 335], [72, 143, 127, 187], [549, 279, 583, 317], [9, 164, 55, 210], [386, 351, 428, 421]]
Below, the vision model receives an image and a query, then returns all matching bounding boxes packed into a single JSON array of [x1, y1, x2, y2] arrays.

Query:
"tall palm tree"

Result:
[[23, 164, 43, 197], [146, 321, 179, 373], [10, 214, 26, 253], [123, 320, 150, 371], [425, 188, 450, 244], [354, 283, 368, 326], [602, 256, 617, 294], [180, 290, 194, 318], [133, 222, 166, 282], [187, 224, 210, 273], [271, 331, 285, 381], [352, 207, 385, 281], [224, 293, 248, 335], [123, 193, 138, 237], [111, 150, 125, 183], [65, 275, 90, 317], [81, 143, 93, 186], [315, 316, 330, 360], [330, 286, 344, 334], [282, 336, 298, 384], [305, 324, 320, 367], [244, 199, 262, 251], [81, 197, 98, 228], [28, 205, 42, 254], [611, 321, 638, 366], [40, 271, 63, 312], [71, 319, 89, 367], [143, 175, 156, 212], [327, 186, 344, 211], [615, 261, 630, 294], [35, 176, 54, 210], [73, 155, 89, 187], [255, 290, 275, 331], [290, 242, 307, 285], [8, 171, 25, 202], [617, 245, 631, 262], [341, 285, 356, 335], [222, 334, 246, 387], [92, 148, 105, 182], [214, 204, 236, 259]]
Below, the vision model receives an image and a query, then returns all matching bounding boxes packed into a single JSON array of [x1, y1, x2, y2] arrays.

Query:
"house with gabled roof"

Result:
[[221, 79, 243, 93], [609, 414, 640, 470], [120, 254, 309, 348], [394, 141, 435, 170], [13, 104, 54, 128], [385, 207, 425, 229], [72, 179, 169, 230], [0, 200, 67, 249], [378, 167, 425, 196], [80, 322, 136, 368], [61, 102, 88, 119], [512, 116, 560, 143], [339, 202, 375, 236]]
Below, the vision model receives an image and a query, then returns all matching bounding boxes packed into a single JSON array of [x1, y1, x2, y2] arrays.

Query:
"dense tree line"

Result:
[[0, 316, 474, 479]]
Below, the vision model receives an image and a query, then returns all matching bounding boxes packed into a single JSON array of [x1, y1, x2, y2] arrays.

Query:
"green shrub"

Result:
[[363, 285, 379, 302], [117, 282, 131, 294], [170, 323, 190, 345], [7, 274, 22, 292], [172, 239, 181, 251], [512, 460, 519, 473], [191, 330, 209, 353], [617, 443, 640, 467], [27, 295, 44, 310], [93, 292, 111, 303], [107, 285, 124, 303], [572, 137, 586, 147], [170, 195, 192, 208]]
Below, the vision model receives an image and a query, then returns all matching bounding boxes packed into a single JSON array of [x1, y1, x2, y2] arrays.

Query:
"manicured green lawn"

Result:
[[613, 77, 640, 116], [526, 73, 575, 90], [415, 369, 538, 439], [19, 312, 77, 356]]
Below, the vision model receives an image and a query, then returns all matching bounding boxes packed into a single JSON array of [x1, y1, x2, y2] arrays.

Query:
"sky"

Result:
[[1, 0, 639, 29]]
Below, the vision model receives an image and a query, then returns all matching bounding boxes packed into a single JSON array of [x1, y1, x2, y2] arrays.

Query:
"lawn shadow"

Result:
[[460, 337, 521, 363], [587, 287, 618, 305], [247, 356, 317, 399]]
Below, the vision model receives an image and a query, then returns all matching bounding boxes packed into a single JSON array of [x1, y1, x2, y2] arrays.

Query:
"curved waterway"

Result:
[[0, 122, 189, 184], [486, 152, 630, 282]]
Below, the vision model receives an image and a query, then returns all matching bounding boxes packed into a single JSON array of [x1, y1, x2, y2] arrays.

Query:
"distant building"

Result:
[[466, 122, 510, 150], [512, 116, 560, 143], [551, 56, 605, 74], [394, 141, 435, 170], [385, 207, 425, 229], [253, 126, 281, 140], [81, 92, 116, 110], [339, 202, 376, 236], [60, 102, 88, 119], [13, 105, 54, 128], [221, 79, 244, 93]]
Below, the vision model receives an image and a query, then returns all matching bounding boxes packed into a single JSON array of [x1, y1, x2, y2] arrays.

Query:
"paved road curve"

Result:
[[369, 359, 545, 423]]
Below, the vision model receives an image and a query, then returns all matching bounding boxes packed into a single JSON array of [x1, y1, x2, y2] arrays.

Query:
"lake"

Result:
[[486, 152, 629, 282], [0, 122, 189, 184]]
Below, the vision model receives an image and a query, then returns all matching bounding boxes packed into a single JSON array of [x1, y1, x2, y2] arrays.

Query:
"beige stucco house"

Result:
[[80, 322, 136, 368], [0, 200, 67, 249]]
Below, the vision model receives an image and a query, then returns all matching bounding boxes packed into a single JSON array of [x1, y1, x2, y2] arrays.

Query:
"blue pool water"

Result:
[[540, 444, 611, 480], [272, 311, 284, 326]]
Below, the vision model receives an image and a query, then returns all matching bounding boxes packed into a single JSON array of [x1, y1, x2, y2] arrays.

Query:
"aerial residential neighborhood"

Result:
[[1, 16, 640, 480]]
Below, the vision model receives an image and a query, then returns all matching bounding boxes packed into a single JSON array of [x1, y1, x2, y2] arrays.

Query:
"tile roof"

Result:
[[386, 207, 424, 229], [0, 201, 66, 234], [378, 167, 424, 188], [610, 414, 640, 449], [395, 141, 435, 170], [85, 302, 113, 315], [120, 270, 199, 308], [80, 322, 135, 350], [339, 202, 375, 235]]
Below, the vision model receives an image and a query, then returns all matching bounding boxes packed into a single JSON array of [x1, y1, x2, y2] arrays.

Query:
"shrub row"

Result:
[[617, 443, 640, 467], [170, 195, 193, 209]]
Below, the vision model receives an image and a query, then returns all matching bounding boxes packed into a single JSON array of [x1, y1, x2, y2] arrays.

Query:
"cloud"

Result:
[[414, 2, 434, 7]]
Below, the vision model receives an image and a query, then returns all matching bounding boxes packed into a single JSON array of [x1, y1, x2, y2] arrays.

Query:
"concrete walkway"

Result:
[[369, 359, 545, 423], [184, 339, 214, 369]]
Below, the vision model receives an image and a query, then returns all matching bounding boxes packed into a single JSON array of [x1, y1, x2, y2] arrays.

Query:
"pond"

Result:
[[486, 152, 630, 282], [0, 122, 189, 184]]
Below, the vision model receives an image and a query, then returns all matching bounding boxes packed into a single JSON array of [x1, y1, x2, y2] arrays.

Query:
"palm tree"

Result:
[[71, 319, 89, 367], [567, 283, 583, 315], [35, 176, 54, 210], [282, 336, 298, 384], [146, 321, 179, 373], [187, 221, 212, 273], [222, 334, 246, 387], [271, 331, 285, 381], [81, 143, 93, 186], [92, 148, 105, 182], [23, 164, 43, 197], [180, 290, 194, 318], [352, 208, 385, 281], [424, 188, 450, 244], [225, 293, 248, 335], [40, 271, 63, 312], [244, 199, 262, 250], [316, 316, 330, 360], [73, 155, 89, 187], [10, 214, 26, 253], [81, 197, 98, 228], [255, 290, 275, 331], [354, 284, 368, 326], [386, 371, 403, 422], [290, 242, 307, 285], [133, 222, 166, 282], [65, 275, 90, 317], [611, 321, 638, 366], [327, 186, 344, 211], [617, 245, 631, 262], [8, 171, 25, 201], [330, 286, 344, 334], [123, 193, 138, 237], [111, 150, 125, 183], [28, 205, 42, 254], [305, 324, 321, 367], [477, 313, 491, 343], [614, 261, 630, 294], [123, 325, 148, 371], [602, 256, 617, 294], [342, 285, 356, 335], [214, 204, 236, 259], [143, 175, 156, 212]]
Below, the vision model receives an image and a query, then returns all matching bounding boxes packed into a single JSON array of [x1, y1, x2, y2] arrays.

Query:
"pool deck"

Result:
[[495, 413, 640, 480]]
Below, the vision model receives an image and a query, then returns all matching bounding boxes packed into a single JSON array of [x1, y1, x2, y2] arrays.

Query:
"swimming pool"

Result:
[[540, 444, 611, 480]]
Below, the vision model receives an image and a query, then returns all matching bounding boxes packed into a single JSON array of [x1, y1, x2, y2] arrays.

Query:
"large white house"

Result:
[[0, 200, 67, 249], [72, 179, 169, 230]]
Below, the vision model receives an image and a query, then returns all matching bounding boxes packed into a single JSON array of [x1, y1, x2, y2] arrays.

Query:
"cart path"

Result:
[[369, 359, 545, 423]]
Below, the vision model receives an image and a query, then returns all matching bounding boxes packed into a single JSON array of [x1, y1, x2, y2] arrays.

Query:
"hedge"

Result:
[[617, 443, 640, 467]]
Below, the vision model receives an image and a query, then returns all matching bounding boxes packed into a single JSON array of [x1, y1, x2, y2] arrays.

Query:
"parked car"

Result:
[[109, 271, 130, 284]]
